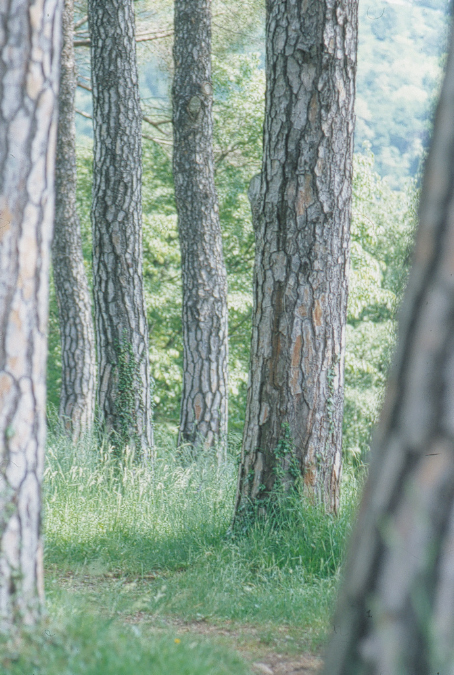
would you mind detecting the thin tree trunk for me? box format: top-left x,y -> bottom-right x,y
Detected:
53,0 -> 96,441
322,16 -> 454,675
88,0 -> 153,456
173,0 -> 229,460
234,0 -> 358,519
0,0 -> 62,630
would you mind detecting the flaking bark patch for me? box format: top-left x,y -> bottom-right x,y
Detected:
234,0 -> 358,519
88,0 -> 153,455
173,0 -> 229,460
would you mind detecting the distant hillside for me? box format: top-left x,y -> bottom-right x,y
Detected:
355,0 -> 450,188
75,0 -> 451,189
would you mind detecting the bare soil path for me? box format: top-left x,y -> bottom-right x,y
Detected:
53,570 -> 325,675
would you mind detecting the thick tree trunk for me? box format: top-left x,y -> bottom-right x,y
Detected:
88,0 -> 153,456
53,0 -> 96,441
234,0 -> 358,519
322,17 -> 454,675
0,0 -> 62,630
173,0 -> 229,460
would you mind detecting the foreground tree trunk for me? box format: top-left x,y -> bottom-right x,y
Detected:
322,17 -> 454,675
0,0 -> 62,630
88,0 -> 153,456
173,0 -> 229,459
53,0 -> 96,441
234,0 -> 358,519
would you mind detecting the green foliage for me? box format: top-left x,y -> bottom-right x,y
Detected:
0,598 -> 249,675
47,51 -> 416,473
343,148 -> 417,465
43,425 -> 361,646
355,0 -> 449,188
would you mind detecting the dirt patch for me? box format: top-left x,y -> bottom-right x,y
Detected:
125,614 -> 324,675
251,653 -> 323,674
49,570 -> 325,674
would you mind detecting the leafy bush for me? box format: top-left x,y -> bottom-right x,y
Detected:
344,148 -> 417,465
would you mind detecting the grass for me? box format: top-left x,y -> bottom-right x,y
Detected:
1,424 -> 365,674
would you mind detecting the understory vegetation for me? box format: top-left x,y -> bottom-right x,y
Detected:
36,5 -> 422,672
1,426 -> 364,674
37,60 -> 416,675
48,54 -> 417,467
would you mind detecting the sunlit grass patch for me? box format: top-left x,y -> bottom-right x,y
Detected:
0,591 -> 250,675
43,424 -> 363,652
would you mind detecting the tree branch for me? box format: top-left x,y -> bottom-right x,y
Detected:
77,81 -> 92,93
142,115 -> 171,136
75,109 -> 173,147
74,30 -> 173,47
75,108 -> 92,120
142,133 -> 172,147
74,14 -> 88,29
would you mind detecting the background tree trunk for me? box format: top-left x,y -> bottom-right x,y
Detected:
53,0 -> 96,441
234,0 -> 358,518
88,0 -> 153,456
0,0 -> 62,630
322,16 -> 454,675
173,0 -> 229,460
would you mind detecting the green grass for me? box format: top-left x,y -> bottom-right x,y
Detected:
0,597 -> 249,675
2,425 -> 365,674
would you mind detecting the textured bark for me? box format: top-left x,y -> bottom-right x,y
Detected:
173,0 -> 229,459
53,0 -> 96,441
322,17 -> 454,675
88,0 -> 153,456
234,0 -> 358,518
0,0 -> 62,630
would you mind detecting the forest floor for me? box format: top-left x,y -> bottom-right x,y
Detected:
7,433 -> 363,675
52,568 -> 325,674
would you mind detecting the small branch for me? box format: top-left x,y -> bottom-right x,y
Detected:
77,81 -> 92,93
142,133 -> 173,147
75,110 -> 172,147
74,14 -> 88,30
229,313 -> 252,337
215,144 -> 240,168
136,29 -> 173,42
146,118 -> 172,127
77,86 -> 172,140
75,108 -> 92,120
142,115 -> 171,136
74,30 -> 173,48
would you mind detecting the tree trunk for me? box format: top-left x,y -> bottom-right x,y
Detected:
172,0 -> 229,460
322,16 -> 454,675
53,0 -> 96,441
88,0 -> 153,457
0,0 -> 62,630
234,0 -> 358,519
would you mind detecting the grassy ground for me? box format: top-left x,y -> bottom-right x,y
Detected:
1,425 -> 365,675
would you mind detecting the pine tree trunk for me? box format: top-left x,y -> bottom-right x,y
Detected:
53,0 -> 96,441
234,0 -> 358,518
88,0 -> 153,456
173,0 -> 229,460
0,0 -> 62,630
322,18 -> 454,675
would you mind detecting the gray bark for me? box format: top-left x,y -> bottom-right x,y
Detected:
173,0 -> 229,460
53,0 -> 96,441
0,0 -> 62,630
322,16 -> 454,675
88,0 -> 153,456
234,0 -> 358,518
